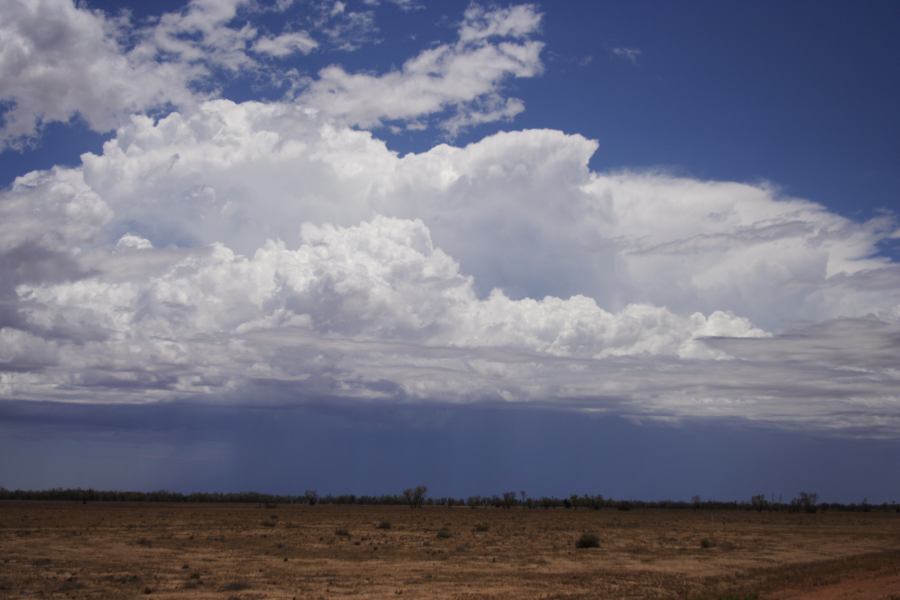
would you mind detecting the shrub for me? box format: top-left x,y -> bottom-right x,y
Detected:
436,528 -> 451,539
700,537 -> 715,548
575,532 -> 600,548
335,527 -> 351,538
376,520 -> 391,530
472,523 -> 489,533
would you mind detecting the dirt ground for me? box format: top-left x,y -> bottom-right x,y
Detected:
1,502 -> 899,599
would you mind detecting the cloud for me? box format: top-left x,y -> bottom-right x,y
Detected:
252,31 -> 318,57
612,47 -> 641,64
1,97 -> 899,435
363,0 -> 423,10
0,4 -> 899,436
306,1 -> 380,52
72,99 -> 898,329
458,3 -> 543,43
296,4 -> 543,134
0,0 -> 200,148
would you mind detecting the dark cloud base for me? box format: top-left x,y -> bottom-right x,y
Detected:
2,400 -> 898,503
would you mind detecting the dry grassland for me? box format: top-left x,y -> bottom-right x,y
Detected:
2,502 -> 899,599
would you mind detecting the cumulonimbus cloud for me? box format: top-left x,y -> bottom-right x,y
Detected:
0,3 -> 898,436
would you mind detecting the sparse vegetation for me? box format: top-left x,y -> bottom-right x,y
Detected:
3,501 -> 899,598
376,520 -> 391,529
0,487 -> 882,514
220,581 -> 250,592
576,532 -> 600,548
700,537 -> 716,549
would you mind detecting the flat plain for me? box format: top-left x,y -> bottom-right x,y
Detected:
1,502 -> 899,599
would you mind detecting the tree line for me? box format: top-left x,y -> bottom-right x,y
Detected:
0,486 -> 895,513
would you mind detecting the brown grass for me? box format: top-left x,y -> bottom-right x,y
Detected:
1,501 -> 899,598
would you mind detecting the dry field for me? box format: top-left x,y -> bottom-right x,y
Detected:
1,502 -> 900,599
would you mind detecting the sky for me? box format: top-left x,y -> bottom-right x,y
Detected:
1,0 -> 899,502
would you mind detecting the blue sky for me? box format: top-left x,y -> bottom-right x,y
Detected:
1,0 -> 899,501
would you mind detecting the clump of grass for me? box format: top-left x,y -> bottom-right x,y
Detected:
220,581 -> 250,592
700,537 -> 716,549
335,527 -> 351,538
436,528 -> 452,539
472,523 -> 489,533
376,520 -> 392,530
575,532 -> 600,548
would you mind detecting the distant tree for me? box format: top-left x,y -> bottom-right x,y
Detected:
502,491 -> 517,509
304,489 -> 318,506
691,495 -> 702,510
403,485 -> 427,509
751,494 -> 768,512
790,491 -> 818,513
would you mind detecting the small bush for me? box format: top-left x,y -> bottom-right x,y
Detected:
436,528 -> 452,539
575,532 -> 600,548
472,523 -> 489,533
335,527 -> 351,538
700,537 -> 715,549
220,581 -> 250,592
376,520 -> 392,530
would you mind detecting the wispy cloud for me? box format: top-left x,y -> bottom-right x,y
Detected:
297,3 -> 544,135
612,46 -> 641,64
